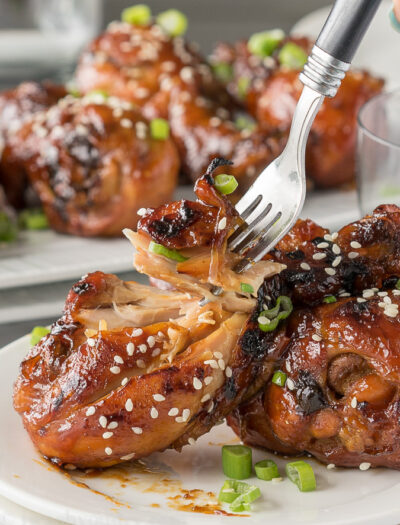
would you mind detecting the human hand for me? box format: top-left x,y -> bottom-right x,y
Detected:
390,0 -> 400,30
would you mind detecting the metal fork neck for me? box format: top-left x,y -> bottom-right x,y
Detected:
299,45 -> 350,98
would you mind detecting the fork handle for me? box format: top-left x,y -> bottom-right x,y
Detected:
300,0 -> 381,97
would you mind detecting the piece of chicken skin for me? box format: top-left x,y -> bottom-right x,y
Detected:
228,204 -> 400,469
2,94 -> 179,236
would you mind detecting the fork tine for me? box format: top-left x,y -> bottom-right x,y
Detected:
229,202 -> 272,251
232,209 -> 281,256
237,194 -> 262,222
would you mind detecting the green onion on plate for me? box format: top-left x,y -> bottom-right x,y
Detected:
271,370 -> 287,387
240,282 -> 254,294
150,118 -> 170,140
148,241 -> 188,262
248,29 -> 285,57
258,295 -> 293,332
255,459 -> 280,481
18,209 -> 48,230
286,460 -> 316,492
212,62 -> 233,83
222,445 -> 252,479
121,4 -> 152,25
156,9 -> 187,37
30,326 -> 50,347
214,174 -> 238,195
278,42 -> 308,69
323,295 -> 337,304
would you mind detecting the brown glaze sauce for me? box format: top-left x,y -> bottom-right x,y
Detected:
168,489 -> 244,517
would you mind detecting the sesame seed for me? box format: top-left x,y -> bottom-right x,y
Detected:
147,336 -> 155,348
204,376 -> 213,385
121,452 -> 135,461
378,291 -> 388,297
286,378 -> 295,390
180,66 -> 194,82
218,217 -> 227,231
201,394 -> 211,403
204,359 -> 219,369
357,298 -> 367,303
301,262 -> 311,270
313,253 -> 326,260
207,401 -> 214,413
193,377 -> 202,390
86,406 -> 96,417
132,427 -> 143,434
99,416 -> 107,428
324,234 -> 333,242
327,464 -> 335,470
325,268 -> 336,276
175,416 -> 184,423
132,328 -> 143,337
272,477 -> 283,483
137,208 -> 147,217
188,438 -> 196,445
210,117 -> 222,127
258,316 -> 270,325
312,334 -> 322,342
87,338 -> 96,347
121,377 -> 129,386
379,302 -> 386,308
286,361 -> 292,373
103,432 -> 113,439
339,292 -> 351,297
121,118 -> 133,128
332,232 -> 338,240
113,108 -> 123,118
384,296 -> 392,304
114,355 -> 124,364
393,290 -> 400,296
152,348 -> 161,357
136,360 -> 146,368
135,121 -> 147,139
110,366 -> 121,374
359,462 -> 371,471
182,409 -> 191,421
332,244 -> 341,255
384,308 -> 398,318
108,422 -> 118,430
317,242 -> 329,249
153,394 -> 165,402
168,408 -> 179,416
348,252 -> 359,259
105,447 -> 113,456
150,407 -> 158,419
64,464 -> 77,471
350,241 -> 362,249
351,397 -> 357,408
126,342 -> 134,356
363,290 -> 374,298
214,351 -> 223,359
125,399 -> 133,412
218,359 -> 226,370
332,256 -> 342,267
138,344 -> 147,353
225,366 -> 232,378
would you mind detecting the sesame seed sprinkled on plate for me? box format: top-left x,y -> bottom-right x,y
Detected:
188,438 -> 196,445
348,252 -> 359,259
225,366 -> 232,378
201,394 -> 211,403
359,462 -> 371,471
108,422 -> 118,430
150,407 -> 158,419
286,378 -> 295,390
132,328 -> 143,337
332,256 -> 342,267
125,399 -> 133,412
103,432 -> 113,439
153,394 -> 165,402
300,262 -> 311,270
350,241 -> 362,249
126,343 -> 134,356
87,338 -> 96,347
110,366 -> 121,374
121,452 -> 135,461
204,376 -> 213,385
272,477 -> 283,483
193,377 -> 202,390
132,427 -> 143,434
105,447 -> 112,456
136,359 -> 146,368
351,397 -> 357,408
168,408 -> 179,416
99,416 -> 107,428
313,253 -> 326,260
327,464 -> 336,470
312,334 -> 322,342
86,406 -> 96,417
114,355 -> 124,364
325,268 -> 336,276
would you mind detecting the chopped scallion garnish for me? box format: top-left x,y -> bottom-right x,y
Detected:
396,279 -> 400,290
19,209 -> 48,230
0,211 -> 17,242
255,459 -> 280,481
150,118 -> 170,140
278,42 -> 308,69
219,480 -> 261,512
30,326 -> 50,347
248,29 -> 285,57
271,370 -> 287,387
237,76 -> 250,99
222,445 -> 252,479
212,62 -> 233,83
240,282 -> 254,294
148,241 -> 188,262
258,295 -> 293,332
323,295 -> 337,304
156,9 -> 187,36
286,460 -> 316,492
121,4 -> 152,25
214,174 -> 238,195
235,115 -> 256,132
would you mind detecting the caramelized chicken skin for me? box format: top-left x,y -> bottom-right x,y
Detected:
2,94 -> 179,236
211,37 -> 384,188
13,161 -> 283,468
0,81 -> 67,208
229,204 -> 400,468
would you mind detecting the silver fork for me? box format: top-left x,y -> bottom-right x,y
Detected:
228,0 -> 381,275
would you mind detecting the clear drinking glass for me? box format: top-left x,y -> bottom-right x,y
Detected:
357,89 -> 400,215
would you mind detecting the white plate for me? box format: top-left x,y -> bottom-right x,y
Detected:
292,0 -> 400,90
1,335 -> 400,525
0,188 -> 359,293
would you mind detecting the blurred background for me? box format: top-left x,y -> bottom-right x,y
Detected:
0,0 -> 332,87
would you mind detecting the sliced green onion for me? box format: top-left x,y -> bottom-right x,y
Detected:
258,295 -> 293,332
150,118 -> 170,140
212,62 -> 233,83
235,115 -> 256,132
286,460 -> 316,492
278,42 -> 308,69
0,211 -> 18,242
248,29 -> 285,57
218,480 -> 240,503
237,76 -> 250,99
271,370 -> 287,387
121,4 -> 151,25
30,326 -> 50,347
240,282 -> 254,294
255,459 -> 280,481
222,445 -> 252,479
396,279 -> 400,290
219,480 -> 261,511
19,209 -> 48,230
230,497 -> 251,512
323,295 -> 337,304
156,9 -> 187,37
66,83 -> 81,98
148,241 -> 188,262
214,174 -> 238,195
